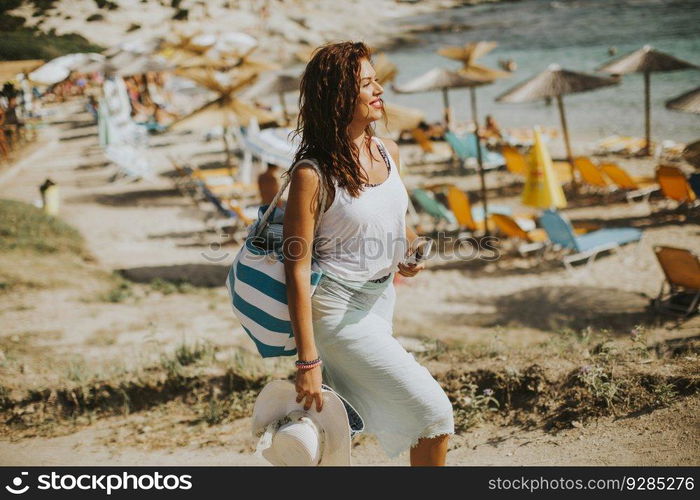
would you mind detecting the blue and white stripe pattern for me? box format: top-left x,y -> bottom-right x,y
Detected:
225,240 -> 323,357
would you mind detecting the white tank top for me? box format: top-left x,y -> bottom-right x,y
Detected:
314,137 -> 409,281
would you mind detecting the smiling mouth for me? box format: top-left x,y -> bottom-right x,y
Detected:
370,98 -> 383,109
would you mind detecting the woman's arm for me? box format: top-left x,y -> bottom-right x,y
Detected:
282,163 -> 324,412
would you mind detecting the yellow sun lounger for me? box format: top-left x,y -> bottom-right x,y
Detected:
411,128 -> 435,154
490,213 -> 548,255
502,145 -> 528,176
573,157 -> 613,192
599,163 -> 658,202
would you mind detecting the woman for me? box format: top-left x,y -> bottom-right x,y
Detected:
282,41 -> 454,466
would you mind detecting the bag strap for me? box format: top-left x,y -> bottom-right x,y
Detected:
252,158 -> 328,239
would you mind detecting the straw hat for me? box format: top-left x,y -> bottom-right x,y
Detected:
252,380 -> 364,466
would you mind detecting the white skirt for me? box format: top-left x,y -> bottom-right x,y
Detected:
311,270 -> 454,458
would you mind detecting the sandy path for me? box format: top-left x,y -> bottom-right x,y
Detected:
2,394 -> 697,466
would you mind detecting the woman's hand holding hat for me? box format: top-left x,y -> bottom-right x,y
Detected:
295,364 -> 324,412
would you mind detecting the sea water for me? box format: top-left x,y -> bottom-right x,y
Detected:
384,0 -> 700,155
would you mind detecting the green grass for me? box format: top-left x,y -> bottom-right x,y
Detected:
0,199 -> 87,255
0,28 -> 103,61
0,199 -> 97,293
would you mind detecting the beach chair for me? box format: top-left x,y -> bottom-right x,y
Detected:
201,186 -> 255,237
437,184 -> 513,234
573,157 -> 614,194
412,188 -> 457,231
445,131 -> 470,172
104,144 -> 155,182
652,246 -> 700,317
501,145 -> 528,176
411,128 -> 434,154
445,185 -> 483,233
539,209 -> 643,271
656,165 -> 697,207
445,132 -> 504,172
490,213 -> 548,256
599,163 -> 659,203
462,133 -> 505,170
596,135 -> 650,156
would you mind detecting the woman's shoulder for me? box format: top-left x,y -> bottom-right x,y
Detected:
377,137 -> 400,169
288,160 -> 323,187
288,159 -> 335,210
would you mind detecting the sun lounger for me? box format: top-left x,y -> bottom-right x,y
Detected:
201,185 -> 255,237
501,145 -> 528,176
539,209 -> 643,271
105,144 -> 155,182
445,132 -> 504,172
425,184 -> 513,234
599,163 -> 659,202
412,188 -> 457,230
595,135 -> 651,156
652,246 -> 700,317
490,213 -> 548,256
411,128 -> 434,154
656,165 -> 697,206
445,185 -> 482,233
573,157 -> 614,194
462,133 -> 505,170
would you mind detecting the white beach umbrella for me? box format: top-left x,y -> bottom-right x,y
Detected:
29,53 -> 105,84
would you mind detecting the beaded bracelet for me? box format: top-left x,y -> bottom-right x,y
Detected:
295,358 -> 322,370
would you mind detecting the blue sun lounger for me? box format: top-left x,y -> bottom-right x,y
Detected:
539,209 -> 643,271
445,132 -> 505,172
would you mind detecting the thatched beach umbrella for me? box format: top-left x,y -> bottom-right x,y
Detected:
666,86 -> 700,168
438,41 -> 510,127
169,69 -> 276,168
241,71 -> 301,124
666,86 -> 700,115
107,55 -> 174,77
598,45 -> 698,155
393,67 -> 490,128
496,64 -> 618,188
438,41 -> 511,83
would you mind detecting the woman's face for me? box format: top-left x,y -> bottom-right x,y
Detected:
352,58 -> 384,124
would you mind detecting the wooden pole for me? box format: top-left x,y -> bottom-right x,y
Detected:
556,94 -> 577,193
442,88 -> 451,129
222,126 -> 232,170
644,71 -> 651,156
470,87 -> 490,237
278,91 -> 289,125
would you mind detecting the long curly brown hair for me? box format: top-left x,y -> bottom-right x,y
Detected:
289,41 -> 386,199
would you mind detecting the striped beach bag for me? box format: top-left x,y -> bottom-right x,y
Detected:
225,159 -> 328,358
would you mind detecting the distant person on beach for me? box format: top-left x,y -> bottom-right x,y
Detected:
480,114 -> 502,141
257,162 -> 284,207
281,41 -> 454,466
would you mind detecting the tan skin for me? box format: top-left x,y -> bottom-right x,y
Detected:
282,58 -> 449,466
